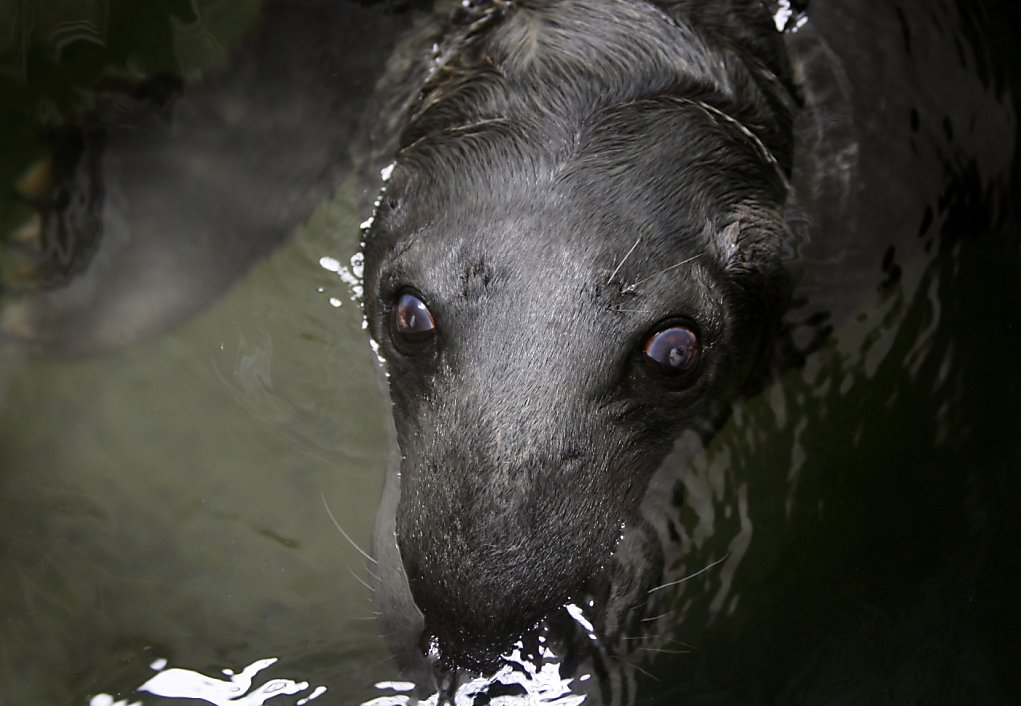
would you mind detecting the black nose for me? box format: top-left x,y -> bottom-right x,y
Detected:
420,614 -> 504,674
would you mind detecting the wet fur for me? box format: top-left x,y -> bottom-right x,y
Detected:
363,0 -> 799,673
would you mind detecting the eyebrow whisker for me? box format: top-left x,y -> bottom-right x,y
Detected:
647,553 -> 729,594
607,235 -> 643,285
623,252 -> 705,293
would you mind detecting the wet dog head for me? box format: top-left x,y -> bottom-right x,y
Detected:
362,0 -> 795,674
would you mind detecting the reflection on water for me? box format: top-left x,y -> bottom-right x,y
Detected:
85,646 -> 589,706
90,656 -> 326,706
363,642 -> 589,706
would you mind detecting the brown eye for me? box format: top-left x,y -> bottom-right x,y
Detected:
644,325 -> 701,375
393,292 -> 436,343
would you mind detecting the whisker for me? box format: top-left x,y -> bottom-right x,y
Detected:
348,568 -> 375,593
610,654 -> 659,682
638,647 -> 691,655
607,236 -> 643,285
640,610 -> 675,623
322,492 -> 377,564
362,652 -> 404,675
647,554 -> 729,594
623,252 -> 705,293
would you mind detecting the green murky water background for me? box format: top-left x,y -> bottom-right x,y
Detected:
0,187 -> 396,701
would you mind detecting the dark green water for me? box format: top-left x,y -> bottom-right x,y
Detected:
1,1 -> 1019,705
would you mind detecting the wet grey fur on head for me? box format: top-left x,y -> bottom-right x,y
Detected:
362,0 -> 797,678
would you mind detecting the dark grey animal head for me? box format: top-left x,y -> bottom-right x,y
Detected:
363,0 -> 795,675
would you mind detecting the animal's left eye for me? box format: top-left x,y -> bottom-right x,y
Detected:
393,292 -> 436,344
643,325 -> 701,375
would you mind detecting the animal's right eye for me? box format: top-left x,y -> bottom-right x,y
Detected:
392,291 -> 436,345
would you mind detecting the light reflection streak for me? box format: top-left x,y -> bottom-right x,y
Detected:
362,642 -> 589,706
88,657 -> 327,706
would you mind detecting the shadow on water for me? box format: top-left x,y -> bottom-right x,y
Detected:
1,0 -> 1020,704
